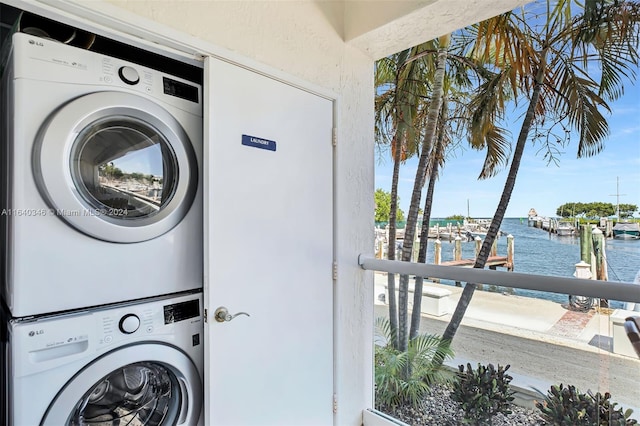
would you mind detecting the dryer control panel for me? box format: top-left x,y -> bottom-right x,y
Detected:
11,32 -> 202,114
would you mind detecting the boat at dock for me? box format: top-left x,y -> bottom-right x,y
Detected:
612,221 -> 640,240
555,220 -> 575,237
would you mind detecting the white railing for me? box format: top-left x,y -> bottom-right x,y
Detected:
358,255 -> 640,303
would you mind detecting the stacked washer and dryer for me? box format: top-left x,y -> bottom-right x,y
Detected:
1,22 -> 205,426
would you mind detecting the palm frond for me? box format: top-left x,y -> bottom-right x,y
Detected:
568,1 -> 640,101
478,124 -> 512,178
466,67 -> 513,178
553,60 -> 610,158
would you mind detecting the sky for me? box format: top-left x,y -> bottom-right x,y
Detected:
113,144 -> 164,176
375,59 -> 640,220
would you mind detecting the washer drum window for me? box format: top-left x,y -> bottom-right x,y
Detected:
33,91 -> 198,243
41,345 -> 202,425
69,361 -> 181,426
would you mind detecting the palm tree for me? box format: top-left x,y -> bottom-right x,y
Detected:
394,31 -> 515,350
392,35 -> 451,351
375,43 -> 433,347
438,0 -> 640,359
377,28 -> 515,350
409,98 -> 449,341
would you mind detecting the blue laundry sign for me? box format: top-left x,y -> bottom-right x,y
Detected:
242,134 -> 277,152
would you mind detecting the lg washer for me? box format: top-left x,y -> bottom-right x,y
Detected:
4,290 -> 204,426
1,33 -> 203,317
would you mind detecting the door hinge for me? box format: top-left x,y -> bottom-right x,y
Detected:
332,128 -> 337,147
204,308 -> 208,323
333,393 -> 338,414
332,261 -> 338,281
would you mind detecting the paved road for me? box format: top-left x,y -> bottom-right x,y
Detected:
374,304 -> 640,414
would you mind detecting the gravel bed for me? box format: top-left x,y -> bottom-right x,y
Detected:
379,384 -> 545,425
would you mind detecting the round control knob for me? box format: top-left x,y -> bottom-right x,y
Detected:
118,66 -> 140,85
119,314 -> 141,334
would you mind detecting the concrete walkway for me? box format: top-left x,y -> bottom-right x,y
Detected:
373,272 -> 640,416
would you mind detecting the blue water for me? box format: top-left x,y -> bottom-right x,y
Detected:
422,218 -> 640,307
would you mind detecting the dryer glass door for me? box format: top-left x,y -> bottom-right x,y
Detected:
70,116 -> 178,221
35,91 -> 198,243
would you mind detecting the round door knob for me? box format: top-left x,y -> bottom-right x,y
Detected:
118,66 -> 140,85
119,314 -> 141,334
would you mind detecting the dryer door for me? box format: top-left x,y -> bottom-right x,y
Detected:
34,91 -> 198,243
41,344 -> 202,426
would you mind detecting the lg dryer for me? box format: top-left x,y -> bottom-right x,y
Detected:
1,33 -> 203,317
5,291 -> 204,426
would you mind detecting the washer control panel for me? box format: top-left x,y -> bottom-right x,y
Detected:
11,292 -> 203,377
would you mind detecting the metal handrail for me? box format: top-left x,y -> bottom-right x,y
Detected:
358,255 -> 640,304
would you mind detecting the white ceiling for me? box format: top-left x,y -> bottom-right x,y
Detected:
343,0 -> 531,59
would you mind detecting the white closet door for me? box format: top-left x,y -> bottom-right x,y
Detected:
203,56 -> 334,426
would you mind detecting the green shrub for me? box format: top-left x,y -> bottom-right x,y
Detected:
536,384 -> 638,425
374,317 -> 454,410
450,363 -> 515,425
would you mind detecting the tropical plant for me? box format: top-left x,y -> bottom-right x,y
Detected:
535,383 -> 638,425
437,0 -> 640,361
378,20 -> 519,351
451,363 -> 515,425
408,84 -> 479,339
376,37 -> 491,349
373,317 -> 454,410
392,34 -> 453,352
376,44 -> 432,347
409,98 -> 449,341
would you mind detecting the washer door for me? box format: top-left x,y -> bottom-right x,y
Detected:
41,344 -> 202,426
34,91 -> 198,243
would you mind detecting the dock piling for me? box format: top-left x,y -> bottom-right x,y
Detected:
580,225 -> 597,280
491,238 -> 498,257
592,228 -> 609,307
454,236 -> 462,286
434,239 -> 442,266
506,234 -> 514,272
433,239 -> 441,283
454,236 -> 462,261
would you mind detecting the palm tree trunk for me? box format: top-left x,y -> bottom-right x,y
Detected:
436,58 -> 548,365
397,37 -> 450,352
387,133 -> 402,348
409,102 -> 448,340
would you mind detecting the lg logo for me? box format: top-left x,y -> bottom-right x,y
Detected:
28,330 -> 44,337
28,39 -> 44,47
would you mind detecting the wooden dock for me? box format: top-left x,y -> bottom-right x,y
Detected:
374,228 -> 515,272
441,255 -> 512,271
434,237 -> 514,287
433,234 -> 515,272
